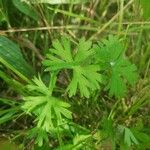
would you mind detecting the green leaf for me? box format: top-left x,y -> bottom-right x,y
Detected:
22,76 -> 72,132
124,127 -> 139,147
0,140 -> 19,150
0,107 -> 19,125
28,127 -> 49,147
95,35 -> 138,98
12,0 -> 39,21
118,125 -> 139,147
29,0 -> 89,4
43,37 -> 103,98
96,35 -> 123,63
23,96 -> 72,131
140,0 -> 150,20
0,97 -> 18,106
0,36 -> 33,82
132,129 -> 150,144
74,38 -> 93,62
107,58 -> 138,98
27,76 -> 50,95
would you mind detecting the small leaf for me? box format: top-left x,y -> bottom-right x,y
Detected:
27,76 -> 50,95
12,0 -> 39,21
22,76 -> 72,132
124,127 -> 139,147
96,35 -> 138,98
28,127 -> 49,147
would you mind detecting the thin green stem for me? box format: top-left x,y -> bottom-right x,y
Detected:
118,0 -> 124,36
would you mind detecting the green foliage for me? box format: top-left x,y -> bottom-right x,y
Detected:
43,36 -> 138,98
123,126 -> 138,147
12,0 -> 39,21
0,107 -> 19,125
0,34 -> 147,149
95,35 -> 138,98
22,76 -> 72,132
0,98 -> 20,125
28,127 -> 49,147
0,0 -> 149,149
0,36 -> 33,82
43,37 -> 103,98
21,75 -> 72,146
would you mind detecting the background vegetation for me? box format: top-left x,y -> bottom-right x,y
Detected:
0,0 -> 150,149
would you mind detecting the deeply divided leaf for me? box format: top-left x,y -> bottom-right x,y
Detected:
22,76 -> 72,132
95,35 -> 138,98
43,37 -> 102,98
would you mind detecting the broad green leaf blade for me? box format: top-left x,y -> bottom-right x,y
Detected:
140,0 -> 150,20
12,0 -> 39,21
0,36 -> 33,82
30,0 -> 89,4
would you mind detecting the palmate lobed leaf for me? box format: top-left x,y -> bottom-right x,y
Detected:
22,77 -> 72,132
95,35 -> 138,98
43,37 -> 102,98
23,95 -> 72,131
